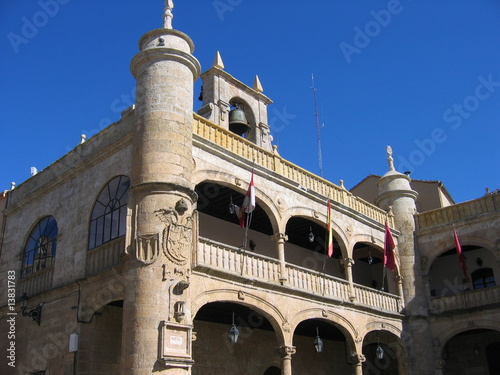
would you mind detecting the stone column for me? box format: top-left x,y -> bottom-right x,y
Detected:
276,345 -> 296,375
122,9 -> 201,374
272,233 -> 288,285
341,257 -> 356,301
434,359 -> 445,375
395,275 -> 405,309
349,354 -> 365,375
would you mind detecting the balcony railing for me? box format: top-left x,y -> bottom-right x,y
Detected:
416,193 -> 500,230
86,237 -> 126,276
18,267 -> 54,298
193,114 -> 393,228
430,285 -> 500,314
195,238 -> 401,314
195,237 -> 281,282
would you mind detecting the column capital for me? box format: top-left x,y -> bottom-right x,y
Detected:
340,257 -> 355,267
435,359 -> 446,369
348,353 -> 366,365
272,233 -> 288,243
276,345 -> 296,359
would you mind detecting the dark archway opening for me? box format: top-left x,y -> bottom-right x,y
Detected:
292,319 -> 350,374
192,302 -> 277,375
443,329 -> 500,375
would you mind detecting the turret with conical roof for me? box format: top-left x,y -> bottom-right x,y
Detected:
376,146 -> 435,375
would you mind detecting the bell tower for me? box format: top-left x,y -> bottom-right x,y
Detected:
123,1 -> 201,374
197,51 -> 274,151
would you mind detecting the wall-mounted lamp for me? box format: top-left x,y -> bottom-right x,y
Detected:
368,250 -> 373,265
476,257 -> 483,267
228,312 -> 239,344
308,227 -> 315,243
20,292 -> 42,325
314,326 -> 323,353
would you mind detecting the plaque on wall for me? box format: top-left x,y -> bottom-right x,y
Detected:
159,321 -> 194,368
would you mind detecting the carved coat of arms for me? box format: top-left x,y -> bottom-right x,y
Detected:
155,208 -> 193,266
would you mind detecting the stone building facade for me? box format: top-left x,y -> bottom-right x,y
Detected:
1,3 -> 499,375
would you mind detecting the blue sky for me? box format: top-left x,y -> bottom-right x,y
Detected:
1,1 -> 499,204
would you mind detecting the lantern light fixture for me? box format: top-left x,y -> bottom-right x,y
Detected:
229,196 -> 235,215
308,227 -> 315,243
376,331 -> 384,360
228,312 -> 239,344
314,326 -> 323,353
20,292 -> 42,325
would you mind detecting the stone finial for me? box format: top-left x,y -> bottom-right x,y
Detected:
163,0 -> 174,29
386,145 -> 395,171
253,75 -> 264,93
212,51 -> 224,69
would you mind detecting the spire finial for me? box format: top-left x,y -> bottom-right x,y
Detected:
386,145 -> 395,171
212,51 -> 225,69
253,75 -> 264,93
163,0 -> 174,29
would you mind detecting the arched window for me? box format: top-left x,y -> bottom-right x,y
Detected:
88,175 -> 130,250
21,216 -> 58,278
472,268 -> 496,289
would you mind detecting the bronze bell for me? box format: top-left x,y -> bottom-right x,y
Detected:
228,106 -> 251,136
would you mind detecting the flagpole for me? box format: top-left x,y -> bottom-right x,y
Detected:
381,266 -> 386,292
240,211 -> 252,275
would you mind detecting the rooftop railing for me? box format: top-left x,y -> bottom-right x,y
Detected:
416,193 -> 500,230
193,114 -> 393,228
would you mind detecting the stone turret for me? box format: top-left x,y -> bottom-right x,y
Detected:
376,146 -> 434,375
123,1 -> 201,373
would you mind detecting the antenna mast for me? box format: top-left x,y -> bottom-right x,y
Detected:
311,74 -> 324,177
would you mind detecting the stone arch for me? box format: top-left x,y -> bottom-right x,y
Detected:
435,319 -> 500,357
290,308 -> 359,354
361,327 -> 405,375
283,205 -> 349,257
359,321 -> 402,339
192,288 -> 288,344
78,279 -> 125,322
192,169 -> 281,234
425,235 -> 498,275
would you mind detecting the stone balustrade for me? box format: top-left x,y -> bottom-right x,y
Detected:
430,284 -> 500,314
196,238 -> 402,314
18,267 -> 54,298
193,114 -> 393,227
416,193 -> 500,229
286,262 -> 351,301
86,237 -> 126,276
195,237 -> 281,282
353,283 -> 401,312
